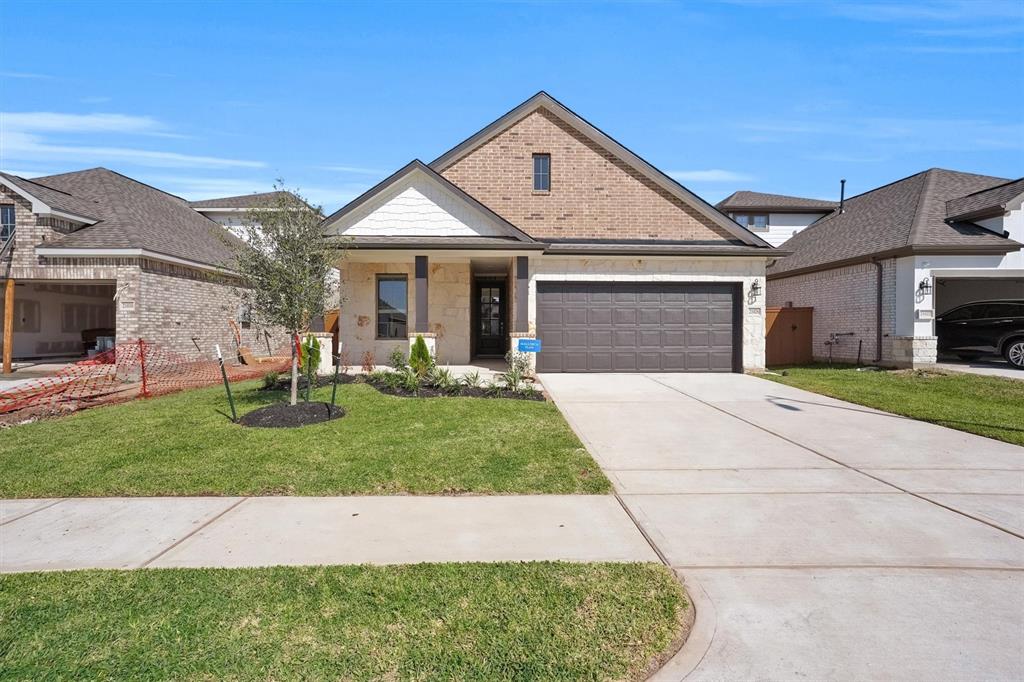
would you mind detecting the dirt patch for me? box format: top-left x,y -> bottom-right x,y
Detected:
237,401 -> 345,428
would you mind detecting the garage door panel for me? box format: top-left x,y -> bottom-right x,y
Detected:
536,281 -> 737,373
589,308 -> 612,325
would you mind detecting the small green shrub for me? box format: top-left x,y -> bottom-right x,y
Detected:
409,336 -> 434,378
499,367 -> 525,392
388,347 -> 407,370
485,379 -> 504,397
262,371 -> 280,390
460,370 -> 483,389
428,366 -> 460,394
368,369 -> 391,384
398,366 -> 421,393
516,382 -> 540,399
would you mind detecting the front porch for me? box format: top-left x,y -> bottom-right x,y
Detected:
337,251 -> 534,368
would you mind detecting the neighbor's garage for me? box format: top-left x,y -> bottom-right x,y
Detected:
536,281 -> 740,373
935,277 -> 1024,316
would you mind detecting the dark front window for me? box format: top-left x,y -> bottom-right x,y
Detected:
0,204 -> 14,243
533,154 -> 551,191
376,275 -> 408,339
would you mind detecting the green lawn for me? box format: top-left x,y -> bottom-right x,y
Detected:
0,562 -> 687,681
763,365 -> 1024,446
0,382 -> 610,497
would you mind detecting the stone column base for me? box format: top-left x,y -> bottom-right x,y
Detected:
891,335 -> 937,368
509,332 -> 537,375
408,332 -> 437,358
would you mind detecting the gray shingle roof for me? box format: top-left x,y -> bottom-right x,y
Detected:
0,172 -> 104,221
717,191 -> 838,212
769,168 -> 1021,278
189,190 -> 297,209
22,168 -> 244,268
946,177 -> 1024,221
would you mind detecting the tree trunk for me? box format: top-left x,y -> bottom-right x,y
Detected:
290,341 -> 299,406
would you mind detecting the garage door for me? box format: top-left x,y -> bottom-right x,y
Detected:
536,281 -> 739,373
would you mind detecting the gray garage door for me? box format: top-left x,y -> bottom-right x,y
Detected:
536,281 -> 738,373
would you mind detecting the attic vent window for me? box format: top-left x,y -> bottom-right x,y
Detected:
533,154 -> 550,192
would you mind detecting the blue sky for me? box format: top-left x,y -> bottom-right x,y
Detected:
2,0 -> 1022,211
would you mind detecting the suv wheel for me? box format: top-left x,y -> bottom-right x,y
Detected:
1005,338 -> 1024,369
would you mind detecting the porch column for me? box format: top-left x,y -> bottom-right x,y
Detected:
2,278 -> 13,373
514,256 -> 528,333
415,255 -> 428,333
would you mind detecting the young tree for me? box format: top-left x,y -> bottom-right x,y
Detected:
228,184 -> 342,405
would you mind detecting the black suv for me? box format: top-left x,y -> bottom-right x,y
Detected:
935,299 -> 1024,369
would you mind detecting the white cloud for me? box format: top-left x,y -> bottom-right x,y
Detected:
0,71 -> 53,80
0,111 -> 265,169
316,164 -> 385,175
668,169 -> 754,183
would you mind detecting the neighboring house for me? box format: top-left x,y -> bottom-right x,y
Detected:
0,168 -> 276,368
716,191 -> 837,247
766,169 -> 1023,367
189,190 -> 297,240
321,92 -> 779,373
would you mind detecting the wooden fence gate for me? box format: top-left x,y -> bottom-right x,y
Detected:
766,307 -> 813,366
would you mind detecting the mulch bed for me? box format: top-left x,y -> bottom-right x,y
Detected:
237,401 -> 345,428
368,382 -> 546,401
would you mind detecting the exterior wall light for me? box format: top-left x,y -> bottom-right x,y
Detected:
918,278 -> 932,295
750,280 -> 762,298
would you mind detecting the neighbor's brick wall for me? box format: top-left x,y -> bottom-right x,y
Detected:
439,107 -> 735,243
767,260 -> 897,364
0,184 -> 90,276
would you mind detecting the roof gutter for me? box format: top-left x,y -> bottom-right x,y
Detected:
768,243 -> 1021,281
34,247 -> 236,275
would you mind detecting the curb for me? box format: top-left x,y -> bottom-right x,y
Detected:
647,571 -> 717,681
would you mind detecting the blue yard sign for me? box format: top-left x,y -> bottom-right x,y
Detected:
517,338 -> 542,353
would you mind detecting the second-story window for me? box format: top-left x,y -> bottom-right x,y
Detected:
533,154 -> 551,192
0,204 -> 14,243
732,213 -> 769,231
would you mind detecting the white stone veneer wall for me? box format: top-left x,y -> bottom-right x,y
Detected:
339,261 -> 472,366
529,256 -> 769,371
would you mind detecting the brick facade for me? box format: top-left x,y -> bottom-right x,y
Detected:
767,260 -> 898,365
439,107 -> 735,243
2,182 -> 280,361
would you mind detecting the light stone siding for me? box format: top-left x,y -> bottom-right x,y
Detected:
529,256 -> 769,371
891,336 -> 938,367
339,261 -> 472,366
767,260 -> 899,365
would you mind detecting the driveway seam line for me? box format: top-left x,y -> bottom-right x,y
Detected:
644,374 -> 1024,541
138,497 -> 249,568
0,499 -> 65,527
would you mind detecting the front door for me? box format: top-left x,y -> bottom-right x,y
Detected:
475,281 -> 506,357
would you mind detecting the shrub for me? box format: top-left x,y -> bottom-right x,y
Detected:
262,371 -> 280,390
367,369 -> 391,384
398,366 -> 421,394
459,370 -> 483,389
361,350 -> 376,373
408,336 -> 434,378
485,379 -> 505,397
499,366 -> 525,393
516,382 -> 540,399
338,349 -> 351,375
428,366 -> 460,395
388,347 -> 407,370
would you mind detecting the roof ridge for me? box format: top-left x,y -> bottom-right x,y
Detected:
951,175 -> 1024,201
1,172 -> 85,200
905,169 -> 937,247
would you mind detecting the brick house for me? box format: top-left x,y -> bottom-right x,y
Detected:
323,92 -> 781,373
765,169 -> 1023,367
715,191 -> 837,247
0,168 -> 279,370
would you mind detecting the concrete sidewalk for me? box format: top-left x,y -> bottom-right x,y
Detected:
0,495 -> 659,573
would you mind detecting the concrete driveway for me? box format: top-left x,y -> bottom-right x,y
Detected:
541,372 -> 1024,680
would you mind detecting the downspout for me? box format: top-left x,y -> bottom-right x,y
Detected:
873,258 -> 883,363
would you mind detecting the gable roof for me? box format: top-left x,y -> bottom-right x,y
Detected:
946,177 -> 1024,222
717,190 -> 838,213
428,91 -> 772,249
189,190 -> 300,210
321,159 -> 538,244
769,168 -> 1021,278
0,171 -> 103,223
15,168 -> 245,269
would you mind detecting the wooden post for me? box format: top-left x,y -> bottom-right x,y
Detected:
2,279 -> 13,374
